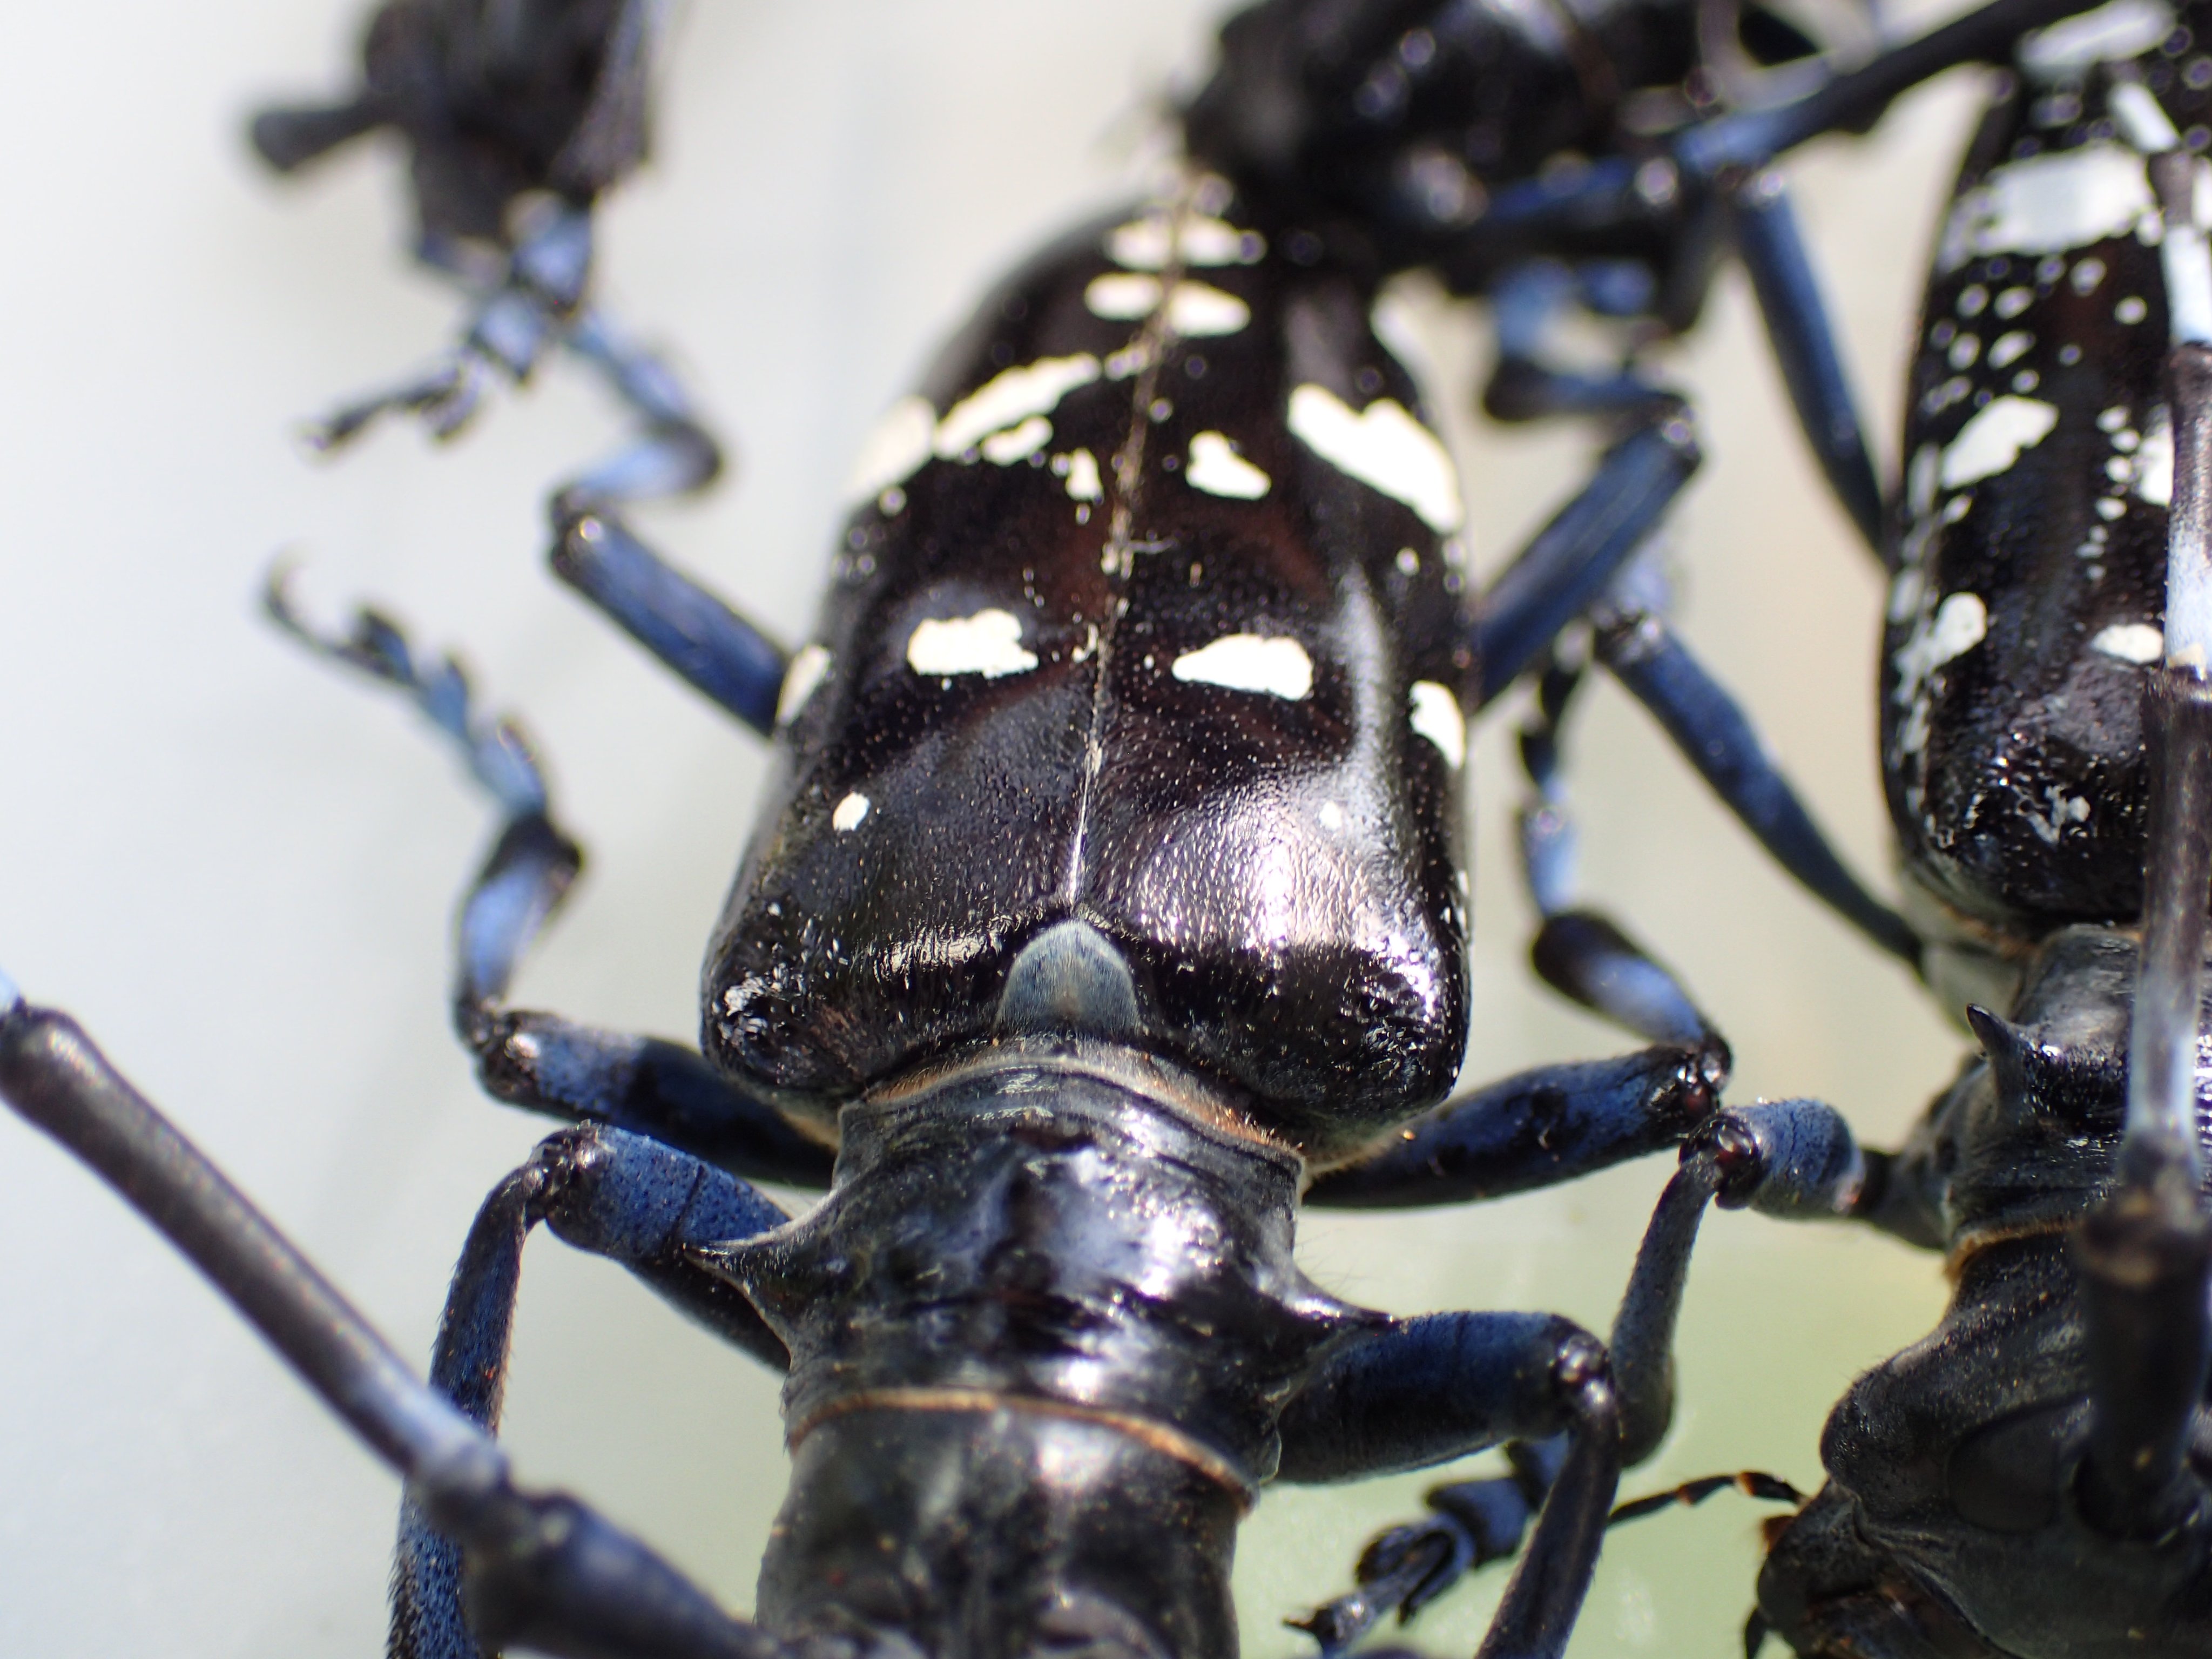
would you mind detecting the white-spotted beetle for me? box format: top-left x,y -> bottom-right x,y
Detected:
1580,6 -> 2212,1652
0,3 -> 2106,1659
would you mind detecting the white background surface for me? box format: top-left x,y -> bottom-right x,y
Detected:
0,2 -> 1986,1654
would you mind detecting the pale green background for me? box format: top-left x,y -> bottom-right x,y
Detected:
0,2 -> 1984,1653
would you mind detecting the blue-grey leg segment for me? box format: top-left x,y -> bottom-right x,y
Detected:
1608,1100 -> 1865,1465
266,569 -> 551,820
1304,1042 -> 1727,1209
1460,1 -> 2103,268
0,996 -> 781,1659
305,204 -> 724,509
1280,1316 -> 1620,1659
559,309 -> 726,509
1473,412 -> 1701,707
1306,1092 -> 1858,1652
1483,262 -> 1680,424
551,507 -> 790,734
472,1011 -> 835,1186
394,1124 -> 791,1659
1592,609 -> 1921,966
1726,172 -> 1883,554
1516,652 -> 1717,1045
1675,0 -> 2107,179
270,581 -> 832,1188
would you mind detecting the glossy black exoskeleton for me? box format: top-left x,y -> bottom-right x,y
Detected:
1588,13 -> 2212,1653
0,2 -> 2126,1657
1883,5 -> 2202,989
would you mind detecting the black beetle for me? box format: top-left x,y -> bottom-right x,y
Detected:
1570,7 -> 2212,1651
0,3 -> 2088,1659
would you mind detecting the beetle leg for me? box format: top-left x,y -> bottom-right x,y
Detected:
1471,405 -> 1702,707
394,1124 -> 792,1659
296,198 -> 723,510
1610,1100 -> 1865,1464
559,306 -> 727,507
1514,643 -> 1719,1044
1482,260 -> 1684,426
267,581 -> 832,1186
0,993 -> 784,1659
1673,0 -> 2112,180
549,505 -> 791,734
1305,1041 -> 1728,1209
1278,1314 -> 1619,1659
1313,1096 -> 1854,1624
1304,1095 -> 1858,1648
1723,170 -> 1882,555
1589,603 -> 1920,965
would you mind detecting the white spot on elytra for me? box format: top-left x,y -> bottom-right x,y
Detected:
1106,214 -> 1264,270
1938,144 -> 2155,272
1059,448 -> 1102,503
1949,334 -> 1981,369
1085,272 -> 1159,319
1178,218 -> 1265,265
2025,786 -> 2093,845
1169,282 -> 1250,336
2074,258 -> 2108,294
1989,331 -> 2033,368
845,395 -> 935,501
2019,0 -> 2174,78
775,643 -> 831,727
1907,444 -> 1941,518
1995,287 -> 2035,319
1896,592 -> 1990,712
1171,633 -> 1313,700
2026,792 -> 2088,845
981,415 -> 1051,466
2134,408 -> 2174,504
1928,593 -> 1989,666
832,792 -> 870,833
2110,80 -> 2182,152
1940,396 -> 2060,488
2117,295 -> 2149,325
934,355 -> 1101,458
1185,432 -> 1271,499
1889,564 -> 1925,624
906,609 -> 1038,679
1408,681 -> 1466,769
1395,547 -> 1420,577
1287,384 -> 1464,531
2094,622 -> 2164,662
1082,272 -> 1250,337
